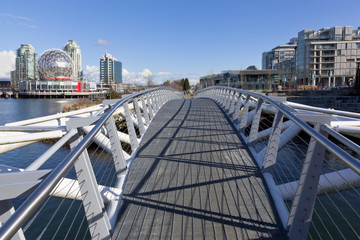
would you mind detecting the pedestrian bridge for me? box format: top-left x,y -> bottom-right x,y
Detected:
0,86 -> 359,239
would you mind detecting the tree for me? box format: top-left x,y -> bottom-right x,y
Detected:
146,75 -> 154,87
163,80 -> 171,86
106,90 -> 121,99
183,78 -> 190,90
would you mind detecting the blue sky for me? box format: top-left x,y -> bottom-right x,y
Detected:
1,0 -> 360,85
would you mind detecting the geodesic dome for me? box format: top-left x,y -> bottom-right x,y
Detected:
38,49 -> 73,80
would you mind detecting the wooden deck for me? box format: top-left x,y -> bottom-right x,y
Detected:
113,99 -> 286,239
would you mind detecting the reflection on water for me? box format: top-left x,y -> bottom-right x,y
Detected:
0,98 -> 76,125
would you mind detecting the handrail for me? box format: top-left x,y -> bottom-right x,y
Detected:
0,86 -> 180,240
196,86 -> 360,175
285,101 -> 360,119
196,86 -> 360,239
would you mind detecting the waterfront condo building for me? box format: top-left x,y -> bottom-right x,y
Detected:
100,53 -> 122,86
63,40 -> 82,81
262,26 -> 360,88
15,44 -> 37,87
296,26 -> 360,86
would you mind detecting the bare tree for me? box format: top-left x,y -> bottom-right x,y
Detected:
146,75 -> 154,87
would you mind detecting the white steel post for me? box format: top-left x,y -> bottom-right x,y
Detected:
234,93 -> 243,122
0,201 -> 25,240
225,91 -> 233,112
68,130 -> 111,239
216,89 -> 221,103
221,90 -> 228,107
123,102 -> 139,152
147,93 -> 155,120
287,122 -> 329,240
133,98 -> 146,137
262,110 -> 284,169
152,92 -> 159,114
228,91 -> 237,115
106,117 -> 127,175
140,95 -> 150,126
248,98 -> 264,144
159,90 -> 166,107
239,95 -> 251,132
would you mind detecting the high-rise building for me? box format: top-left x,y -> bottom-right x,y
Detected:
10,70 -> 16,87
262,51 -> 273,70
100,53 -> 122,86
296,26 -> 360,86
15,44 -> 37,86
63,40 -> 82,81
262,38 -> 297,70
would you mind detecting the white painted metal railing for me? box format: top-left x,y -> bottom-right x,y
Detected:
196,86 -> 360,240
0,87 -> 182,240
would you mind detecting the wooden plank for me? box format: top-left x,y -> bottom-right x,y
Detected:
113,99 -> 286,239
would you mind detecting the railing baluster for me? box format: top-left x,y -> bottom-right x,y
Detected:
225,91 -> 233,112
69,129 -> 111,239
140,95 -> 150,126
262,110 -> 284,169
152,92 -> 159,114
106,117 -> 127,175
133,98 -> 146,137
216,89 -> 222,103
228,91 -> 236,115
123,101 -> 139,152
239,95 -> 251,132
287,115 -> 331,240
0,201 -> 25,240
221,89 -> 228,107
219,89 -> 223,103
248,98 -> 263,144
147,93 -> 155,120
233,93 -> 243,122
156,91 -> 162,112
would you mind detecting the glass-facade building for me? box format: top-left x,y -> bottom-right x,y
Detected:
63,40 -> 82,81
199,69 -> 281,91
15,44 -> 37,87
100,53 -> 122,86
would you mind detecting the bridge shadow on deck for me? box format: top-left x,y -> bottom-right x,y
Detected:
113,99 -> 286,240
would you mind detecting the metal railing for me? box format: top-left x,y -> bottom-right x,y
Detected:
196,86 -> 360,240
1,85 -> 359,239
0,87 -> 182,240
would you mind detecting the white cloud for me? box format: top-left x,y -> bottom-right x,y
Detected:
83,65 -> 99,82
0,12 -> 34,22
83,65 -> 201,86
20,23 -> 38,29
123,68 -> 153,85
97,39 -> 111,46
0,12 -> 38,28
155,72 -> 173,76
0,50 -> 16,78
123,69 -> 202,86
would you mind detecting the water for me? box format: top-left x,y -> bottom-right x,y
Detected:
0,98 -> 76,169
0,98 -> 75,125
0,98 -> 91,239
